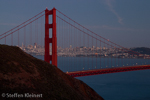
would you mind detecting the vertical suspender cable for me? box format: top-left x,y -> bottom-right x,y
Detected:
11,30 -> 13,46
4,37 -> 6,44
18,29 -> 19,46
100,37 -> 101,68
96,38 -> 97,69
107,42 -> 109,67
37,19 -> 38,45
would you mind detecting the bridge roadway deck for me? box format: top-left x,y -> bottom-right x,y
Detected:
66,65 -> 150,77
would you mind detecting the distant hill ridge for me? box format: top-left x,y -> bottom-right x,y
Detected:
131,47 -> 150,55
0,44 -> 103,100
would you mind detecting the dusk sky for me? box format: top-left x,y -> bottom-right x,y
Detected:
0,0 -> 150,48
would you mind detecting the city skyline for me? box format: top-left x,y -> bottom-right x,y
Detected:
20,43 -> 150,60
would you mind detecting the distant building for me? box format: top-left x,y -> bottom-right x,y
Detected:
27,45 -> 33,49
34,43 -> 37,48
70,45 -> 72,48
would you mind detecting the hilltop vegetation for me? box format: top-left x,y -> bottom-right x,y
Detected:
0,44 -> 103,100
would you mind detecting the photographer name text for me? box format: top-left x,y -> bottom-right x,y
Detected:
1,93 -> 42,98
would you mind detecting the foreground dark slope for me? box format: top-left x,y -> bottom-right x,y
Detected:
0,45 -> 103,100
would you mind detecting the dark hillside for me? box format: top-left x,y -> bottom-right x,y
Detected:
0,44 -> 103,100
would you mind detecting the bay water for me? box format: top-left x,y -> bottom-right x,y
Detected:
34,55 -> 150,100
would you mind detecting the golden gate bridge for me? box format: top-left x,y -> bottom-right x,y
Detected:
0,8 -> 150,77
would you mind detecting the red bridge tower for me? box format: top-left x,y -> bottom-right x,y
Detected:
44,8 -> 57,67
